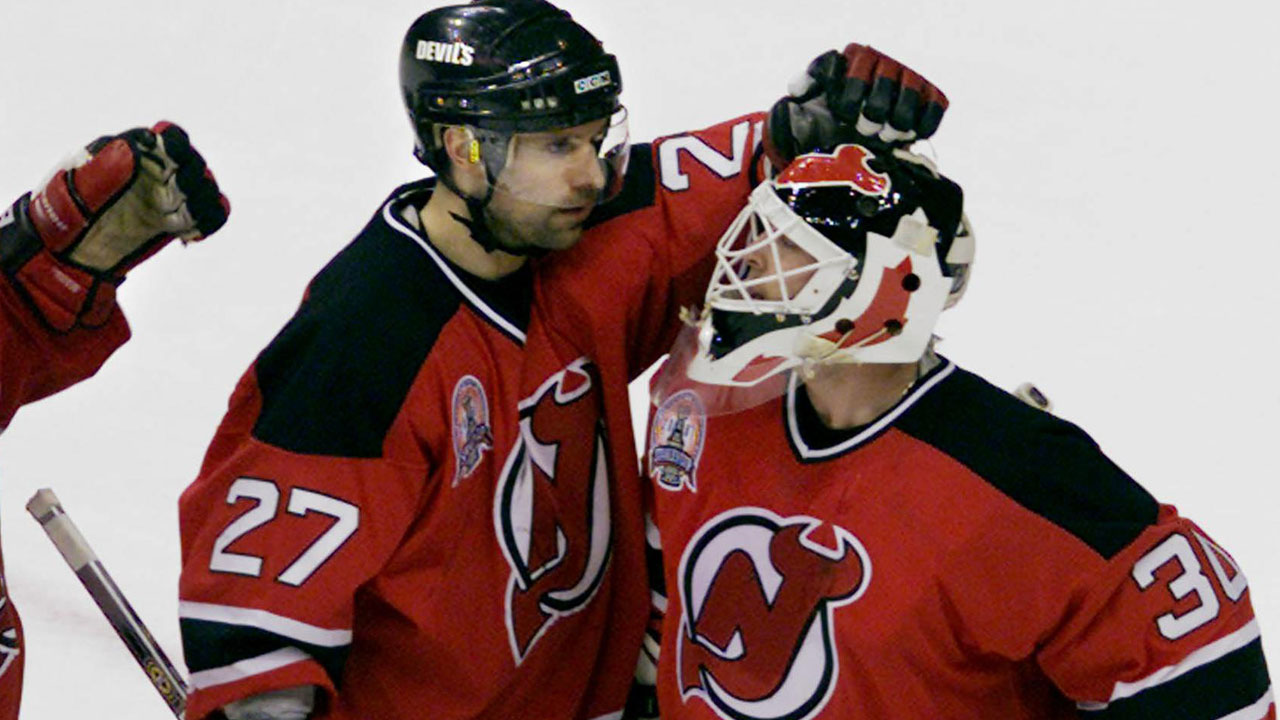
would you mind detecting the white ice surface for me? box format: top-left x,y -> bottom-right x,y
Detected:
1,1 -> 1277,717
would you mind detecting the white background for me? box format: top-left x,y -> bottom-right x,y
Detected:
1,1 -> 1277,717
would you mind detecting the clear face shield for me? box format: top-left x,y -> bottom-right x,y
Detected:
476,107 -> 631,209
649,318 -> 795,420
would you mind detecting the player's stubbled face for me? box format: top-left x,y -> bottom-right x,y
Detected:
485,118 -> 608,253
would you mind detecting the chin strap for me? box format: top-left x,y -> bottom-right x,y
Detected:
432,162 -> 500,252
438,167 -> 550,258
447,127 -> 538,257
432,126 -> 569,258
449,188 -> 565,259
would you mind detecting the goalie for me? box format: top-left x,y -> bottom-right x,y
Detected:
635,141 -> 1273,719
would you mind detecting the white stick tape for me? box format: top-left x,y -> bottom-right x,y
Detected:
26,489 -> 98,571
43,514 -> 98,571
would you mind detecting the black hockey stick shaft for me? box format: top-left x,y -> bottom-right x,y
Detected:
26,488 -> 188,718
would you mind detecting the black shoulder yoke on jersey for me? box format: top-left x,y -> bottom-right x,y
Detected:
896,367 -> 1158,559
584,143 -> 655,228
251,179 -> 532,458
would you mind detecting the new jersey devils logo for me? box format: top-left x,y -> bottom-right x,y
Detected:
775,144 -> 890,197
678,508 -> 870,720
494,357 -> 612,663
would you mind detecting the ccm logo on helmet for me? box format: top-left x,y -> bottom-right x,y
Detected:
573,70 -> 612,94
416,40 -> 475,66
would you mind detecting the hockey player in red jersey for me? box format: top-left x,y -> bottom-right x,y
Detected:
0,122 -> 228,720
638,143 -> 1274,719
174,1 -> 950,718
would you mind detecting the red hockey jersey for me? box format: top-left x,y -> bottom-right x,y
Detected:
0,278 -> 130,720
643,359 -> 1274,720
177,114 -> 767,720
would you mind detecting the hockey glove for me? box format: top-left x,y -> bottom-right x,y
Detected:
765,44 -> 948,168
0,122 -> 229,332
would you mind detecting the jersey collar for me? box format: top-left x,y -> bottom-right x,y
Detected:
785,357 -> 957,462
381,180 -> 532,345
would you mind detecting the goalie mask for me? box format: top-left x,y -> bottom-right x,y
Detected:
654,143 -> 973,412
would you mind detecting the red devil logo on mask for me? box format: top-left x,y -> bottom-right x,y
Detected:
677,508 -> 871,720
775,144 -> 890,197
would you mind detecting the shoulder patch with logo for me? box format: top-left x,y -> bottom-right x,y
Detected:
451,375 -> 494,485
648,389 -> 706,493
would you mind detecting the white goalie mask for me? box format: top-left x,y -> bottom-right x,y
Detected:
654,143 -> 973,411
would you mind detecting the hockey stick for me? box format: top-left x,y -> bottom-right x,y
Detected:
26,488 -> 189,718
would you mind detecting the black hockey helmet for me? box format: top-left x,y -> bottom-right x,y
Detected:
399,0 -> 624,170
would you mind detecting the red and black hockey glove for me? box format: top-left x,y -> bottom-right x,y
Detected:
0,122 -> 229,332
764,44 -> 948,168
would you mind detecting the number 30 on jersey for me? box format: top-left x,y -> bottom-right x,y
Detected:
1132,529 -> 1249,640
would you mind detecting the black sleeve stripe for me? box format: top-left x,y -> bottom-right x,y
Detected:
181,618 -> 350,687
1079,638 -> 1271,720
896,367 -> 1158,559
252,196 -> 460,458
643,625 -> 662,645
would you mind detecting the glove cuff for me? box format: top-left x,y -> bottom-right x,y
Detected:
1,194 -> 44,274
1,194 -> 119,333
